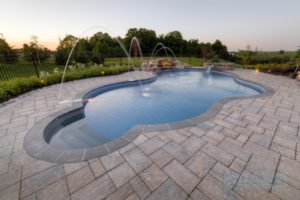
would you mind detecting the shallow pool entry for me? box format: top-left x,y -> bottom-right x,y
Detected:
47,70 -> 261,149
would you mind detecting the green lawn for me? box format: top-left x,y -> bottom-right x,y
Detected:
104,57 -> 204,67
176,57 -> 204,66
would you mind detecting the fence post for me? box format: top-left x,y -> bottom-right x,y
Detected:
31,56 -> 40,78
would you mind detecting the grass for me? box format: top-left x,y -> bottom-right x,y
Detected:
104,57 -> 204,67
104,57 -> 143,67
176,57 -> 204,66
0,57 -> 204,81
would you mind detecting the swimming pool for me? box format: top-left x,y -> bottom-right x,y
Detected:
46,69 -> 262,150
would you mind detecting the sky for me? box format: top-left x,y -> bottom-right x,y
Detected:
1,0 -> 300,51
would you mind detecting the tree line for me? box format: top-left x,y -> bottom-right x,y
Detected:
55,28 -> 232,65
0,35 -> 51,63
0,28 -> 232,65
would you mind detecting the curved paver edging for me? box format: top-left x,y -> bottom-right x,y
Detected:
24,68 -> 274,163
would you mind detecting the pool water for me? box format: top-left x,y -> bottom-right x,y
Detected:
49,70 -> 260,149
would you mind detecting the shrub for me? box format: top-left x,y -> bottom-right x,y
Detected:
0,65 -> 130,102
254,63 -> 294,74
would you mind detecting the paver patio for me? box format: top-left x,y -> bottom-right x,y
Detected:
0,69 -> 300,200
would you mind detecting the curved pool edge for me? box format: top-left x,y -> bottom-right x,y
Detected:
23,68 -> 274,163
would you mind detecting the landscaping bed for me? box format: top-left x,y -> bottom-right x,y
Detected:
0,65 -> 129,103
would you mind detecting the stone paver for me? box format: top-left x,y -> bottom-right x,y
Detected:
277,156 -> 300,182
275,171 -> 300,190
0,166 -> 21,191
234,171 -> 280,200
1,70 -> 300,199
108,162 -> 136,188
149,148 -> 173,168
163,142 -> 192,163
240,169 -> 272,191
138,137 -> 165,155
21,165 -> 64,198
199,174 -> 243,200
218,138 -> 251,161
145,179 -> 187,200
129,176 -> 151,199
100,151 -> 124,171
163,130 -> 187,144
201,143 -> 235,166
220,128 -> 240,139
0,183 -> 20,200
185,152 -> 216,179
230,158 -> 246,173
164,160 -> 199,194
36,178 -> 69,200
123,147 -> 152,173
66,166 -> 94,193
89,159 -> 105,178
190,188 -> 210,200
71,174 -> 116,200
210,162 -> 240,188
243,141 -> 280,161
189,127 -> 206,137
125,193 -> 139,200
205,130 -> 225,144
106,183 -> 133,200
246,154 -> 278,184
140,164 -> 168,191
271,179 -> 300,200
63,161 -> 88,175
271,143 -> 295,159
180,135 -> 206,153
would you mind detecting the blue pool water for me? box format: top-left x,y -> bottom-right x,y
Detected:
49,70 -> 261,149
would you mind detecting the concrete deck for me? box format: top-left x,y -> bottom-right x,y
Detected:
0,69 -> 299,200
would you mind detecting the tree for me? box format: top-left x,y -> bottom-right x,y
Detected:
74,38 -> 90,63
161,31 -> 184,56
186,39 -> 201,57
55,35 -> 77,65
90,32 -> 120,59
23,35 -> 50,62
0,37 -> 17,60
212,40 -> 230,60
236,50 -> 251,66
200,43 -> 214,61
23,35 -> 39,61
53,28 -> 233,65
125,28 -> 157,56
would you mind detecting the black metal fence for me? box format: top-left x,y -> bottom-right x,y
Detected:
0,56 -> 63,81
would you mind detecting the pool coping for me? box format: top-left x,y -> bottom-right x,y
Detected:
23,68 -> 274,163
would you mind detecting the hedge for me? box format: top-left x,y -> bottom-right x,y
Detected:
0,66 -> 130,102
254,63 -> 294,74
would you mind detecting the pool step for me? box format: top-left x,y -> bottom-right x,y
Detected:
59,125 -> 110,149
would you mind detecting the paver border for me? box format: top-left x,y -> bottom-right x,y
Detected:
24,68 -> 274,163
